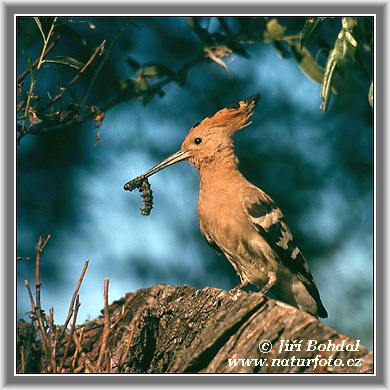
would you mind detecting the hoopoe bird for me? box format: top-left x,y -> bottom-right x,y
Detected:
129,95 -> 328,318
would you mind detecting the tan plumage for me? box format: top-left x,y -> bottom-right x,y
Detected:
133,95 -> 327,318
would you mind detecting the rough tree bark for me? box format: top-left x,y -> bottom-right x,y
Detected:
17,284 -> 373,374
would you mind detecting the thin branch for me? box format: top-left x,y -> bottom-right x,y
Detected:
49,40 -> 106,105
20,75 -> 186,136
17,100 -> 25,113
81,34 -> 119,105
20,69 -> 36,134
17,55 -> 203,140
217,17 -> 232,36
20,346 -> 25,373
48,306 -> 57,373
75,323 -> 102,333
34,17 -> 46,42
72,332 -> 94,372
53,327 -> 59,373
24,279 -> 36,312
20,17 -> 58,134
71,326 -> 85,371
96,278 -> 110,372
35,234 -> 51,311
59,259 -> 89,341
17,34 -> 61,84
24,279 -> 49,355
59,295 -> 80,373
37,17 -> 58,70
105,350 -> 112,373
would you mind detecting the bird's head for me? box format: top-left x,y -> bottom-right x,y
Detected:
139,94 -> 260,178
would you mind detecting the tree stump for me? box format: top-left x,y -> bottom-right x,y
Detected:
17,284 -> 373,374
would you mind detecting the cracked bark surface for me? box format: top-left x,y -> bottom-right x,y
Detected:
17,284 -> 373,374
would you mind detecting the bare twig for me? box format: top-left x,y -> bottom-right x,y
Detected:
24,279 -> 36,312
118,316 -> 138,369
72,331 -> 85,352
20,69 -> 36,134
17,34 -> 61,84
96,278 -> 110,372
81,32 -> 120,105
24,279 -> 49,354
35,234 -> 51,311
59,259 -> 89,341
34,17 -> 46,42
37,18 -> 58,70
81,22 -> 135,106
52,328 -> 59,373
17,100 -> 25,113
17,56 -> 202,139
21,17 -> 57,134
48,306 -> 57,373
105,350 -> 112,373
75,323 -> 102,333
72,332 -> 94,372
59,295 -> 80,372
111,299 -> 131,330
73,365 -> 84,373
50,40 -> 106,105
71,326 -> 85,371
20,346 -> 25,373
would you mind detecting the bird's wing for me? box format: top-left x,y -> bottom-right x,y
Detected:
238,186 -> 326,315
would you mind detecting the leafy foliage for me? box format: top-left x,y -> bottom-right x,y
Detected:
17,16 -> 373,143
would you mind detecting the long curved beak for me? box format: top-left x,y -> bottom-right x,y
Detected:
143,150 -> 189,178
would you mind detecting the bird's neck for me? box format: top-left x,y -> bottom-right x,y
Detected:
199,144 -> 238,174
198,145 -> 243,188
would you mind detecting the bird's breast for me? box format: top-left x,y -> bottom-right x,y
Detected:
197,181 -> 257,254
197,176 -> 280,284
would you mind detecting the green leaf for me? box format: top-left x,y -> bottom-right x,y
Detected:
320,49 -> 338,111
141,64 -> 173,78
142,92 -> 155,106
126,57 -> 141,71
174,64 -> 191,86
290,42 -> 324,85
43,56 -> 84,70
368,81 -> 373,108
135,77 -> 149,93
333,17 -> 358,65
299,17 -> 322,49
273,40 -> 290,59
263,18 -> 286,43
342,17 -> 357,32
320,18 -> 358,111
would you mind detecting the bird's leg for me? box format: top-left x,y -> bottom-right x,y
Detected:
259,272 -> 276,296
230,280 -> 249,294
229,277 -> 249,300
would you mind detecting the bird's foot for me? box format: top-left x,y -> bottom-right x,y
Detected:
258,272 -> 276,296
229,281 -> 248,300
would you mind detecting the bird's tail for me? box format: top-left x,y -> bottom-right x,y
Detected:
316,299 -> 328,318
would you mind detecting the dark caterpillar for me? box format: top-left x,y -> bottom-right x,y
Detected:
123,175 -> 153,216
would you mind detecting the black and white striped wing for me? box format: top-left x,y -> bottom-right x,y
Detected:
239,186 -> 327,318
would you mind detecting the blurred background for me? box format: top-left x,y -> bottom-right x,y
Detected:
17,17 -> 373,347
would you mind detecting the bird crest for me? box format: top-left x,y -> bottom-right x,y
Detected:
189,94 -> 260,135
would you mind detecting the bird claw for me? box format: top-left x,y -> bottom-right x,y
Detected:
258,272 -> 276,296
229,290 -> 241,301
229,281 -> 248,300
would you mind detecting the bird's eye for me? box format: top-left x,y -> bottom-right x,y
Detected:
194,138 -> 202,145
